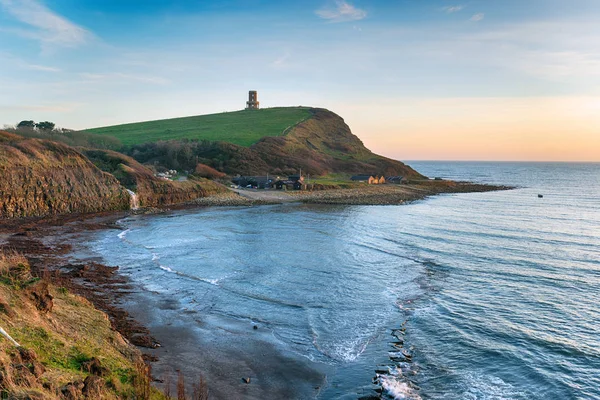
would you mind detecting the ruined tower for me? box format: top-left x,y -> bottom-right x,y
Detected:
246,90 -> 260,110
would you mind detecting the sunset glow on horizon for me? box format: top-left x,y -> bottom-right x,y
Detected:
1,0 -> 599,161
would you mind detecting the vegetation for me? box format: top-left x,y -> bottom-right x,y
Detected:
0,250 -> 37,289
0,249 -> 212,400
0,250 -> 154,399
5,125 -> 122,150
85,107 -> 312,147
81,148 -> 227,207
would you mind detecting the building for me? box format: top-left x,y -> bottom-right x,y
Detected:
232,176 -> 277,188
246,90 -> 260,110
350,175 -> 387,184
288,174 -> 304,182
351,175 -> 376,184
386,176 -> 406,184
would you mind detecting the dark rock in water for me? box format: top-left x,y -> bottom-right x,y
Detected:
253,325 -> 258,330
242,377 -> 251,384
358,396 -> 381,400
375,367 -> 389,374
538,194 -> 544,198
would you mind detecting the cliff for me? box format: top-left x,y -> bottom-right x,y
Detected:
250,108 -> 425,177
81,149 -> 226,208
0,132 -> 129,219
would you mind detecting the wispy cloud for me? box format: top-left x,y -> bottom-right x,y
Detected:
79,72 -> 170,85
470,13 -> 485,22
316,0 -> 367,23
441,5 -> 464,13
25,64 -> 61,72
0,0 -> 91,47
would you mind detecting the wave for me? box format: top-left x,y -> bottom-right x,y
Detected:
157,264 -> 220,286
117,229 -> 130,240
380,367 -> 421,400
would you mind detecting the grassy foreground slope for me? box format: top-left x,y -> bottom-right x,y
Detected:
86,107 -> 312,147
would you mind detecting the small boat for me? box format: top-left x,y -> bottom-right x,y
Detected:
538,194 -> 544,198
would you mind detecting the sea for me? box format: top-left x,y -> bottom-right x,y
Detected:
73,162 -> 600,400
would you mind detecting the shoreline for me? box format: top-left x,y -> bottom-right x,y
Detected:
0,181 -> 512,397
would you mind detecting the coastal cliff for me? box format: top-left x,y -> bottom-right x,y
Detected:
82,149 -> 226,208
0,131 -> 129,219
251,108 -> 425,177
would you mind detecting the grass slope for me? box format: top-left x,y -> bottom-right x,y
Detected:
86,107 -> 311,147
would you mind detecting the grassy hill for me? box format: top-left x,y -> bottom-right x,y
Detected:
86,107 -> 312,147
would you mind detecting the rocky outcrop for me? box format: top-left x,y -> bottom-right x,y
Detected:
0,131 -> 129,219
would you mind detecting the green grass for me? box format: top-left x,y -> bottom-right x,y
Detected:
85,107 -> 312,147
308,174 -> 360,188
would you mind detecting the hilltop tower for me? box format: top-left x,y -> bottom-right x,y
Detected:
246,90 -> 260,110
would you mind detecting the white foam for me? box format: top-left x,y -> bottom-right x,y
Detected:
117,229 -> 130,240
159,265 -> 175,273
152,253 -> 160,261
461,373 -> 528,399
380,374 -> 421,400
200,278 -> 220,285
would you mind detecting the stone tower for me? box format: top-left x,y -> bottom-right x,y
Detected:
246,90 -> 260,110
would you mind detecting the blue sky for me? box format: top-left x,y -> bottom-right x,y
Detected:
1,0 -> 600,160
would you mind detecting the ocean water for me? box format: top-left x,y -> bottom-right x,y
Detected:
76,162 -> 600,399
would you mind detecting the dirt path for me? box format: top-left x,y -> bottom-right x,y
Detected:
230,188 -> 298,202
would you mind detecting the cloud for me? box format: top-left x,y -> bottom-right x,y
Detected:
441,5 -> 464,13
316,1 -> 367,23
0,0 -> 91,47
26,64 -> 61,72
470,13 -> 485,22
79,72 -> 171,85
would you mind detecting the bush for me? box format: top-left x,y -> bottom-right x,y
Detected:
193,163 -> 225,179
0,250 -> 33,287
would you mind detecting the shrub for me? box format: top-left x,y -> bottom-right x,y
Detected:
193,163 -> 226,179
0,250 -> 33,287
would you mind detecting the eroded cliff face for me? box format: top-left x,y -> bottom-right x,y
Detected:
82,149 -> 225,208
0,132 -> 129,219
253,108 -> 426,178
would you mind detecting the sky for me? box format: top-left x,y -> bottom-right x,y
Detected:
1,0 -> 599,161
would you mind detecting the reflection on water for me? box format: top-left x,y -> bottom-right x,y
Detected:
78,162 -> 600,399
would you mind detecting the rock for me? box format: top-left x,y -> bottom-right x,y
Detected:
242,377 -> 251,384
253,325 -> 258,330
0,299 -> 15,317
18,347 -> 38,363
29,361 -> 46,377
12,364 -> 37,387
81,357 -> 107,376
83,375 -> 105,397
27,281 -> 54,313
61,380 -> 84,400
